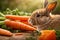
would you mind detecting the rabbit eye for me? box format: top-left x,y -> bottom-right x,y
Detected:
36,14 -> 40,17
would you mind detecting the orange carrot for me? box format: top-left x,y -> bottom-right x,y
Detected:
0,28 -> 13,36
5,15 -> 30,21
4,19 -> 36,31
38,30 -> 56,40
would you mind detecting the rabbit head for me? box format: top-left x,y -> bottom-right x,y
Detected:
28,1 -> 57,30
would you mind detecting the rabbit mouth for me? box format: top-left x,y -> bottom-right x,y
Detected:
28,18 -> 34,25
28,18 -> 38,25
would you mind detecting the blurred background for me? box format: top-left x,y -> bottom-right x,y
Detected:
0,0 -> 60,14
0,0 -> 60,32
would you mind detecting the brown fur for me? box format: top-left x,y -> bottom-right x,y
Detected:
28,1 -> 60,30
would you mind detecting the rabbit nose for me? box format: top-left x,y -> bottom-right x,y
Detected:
28,18 -> 37,25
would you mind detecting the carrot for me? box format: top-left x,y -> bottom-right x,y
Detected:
38,30 -> 56,40
4,19 -> 36,31
0,28 -> 13,36
5,15 -> 32,26
5,15 -> 30,21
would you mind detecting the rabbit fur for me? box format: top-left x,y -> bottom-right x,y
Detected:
28,1 -> 60,31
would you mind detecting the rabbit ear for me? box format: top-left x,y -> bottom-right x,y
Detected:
44,0 -> 48,8
46,1 -> 57,12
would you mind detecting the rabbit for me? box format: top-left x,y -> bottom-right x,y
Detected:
28,1 -> 60,31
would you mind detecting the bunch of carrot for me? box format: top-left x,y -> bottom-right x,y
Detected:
0,15 -> 37,36
0,15 -> 57,40
4,15 -> 57,40
4,15 -> 37,31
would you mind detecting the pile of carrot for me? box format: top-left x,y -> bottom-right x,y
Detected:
3,15 -> 37,31
0,15 -> 57,40
0,15 -> 37,36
